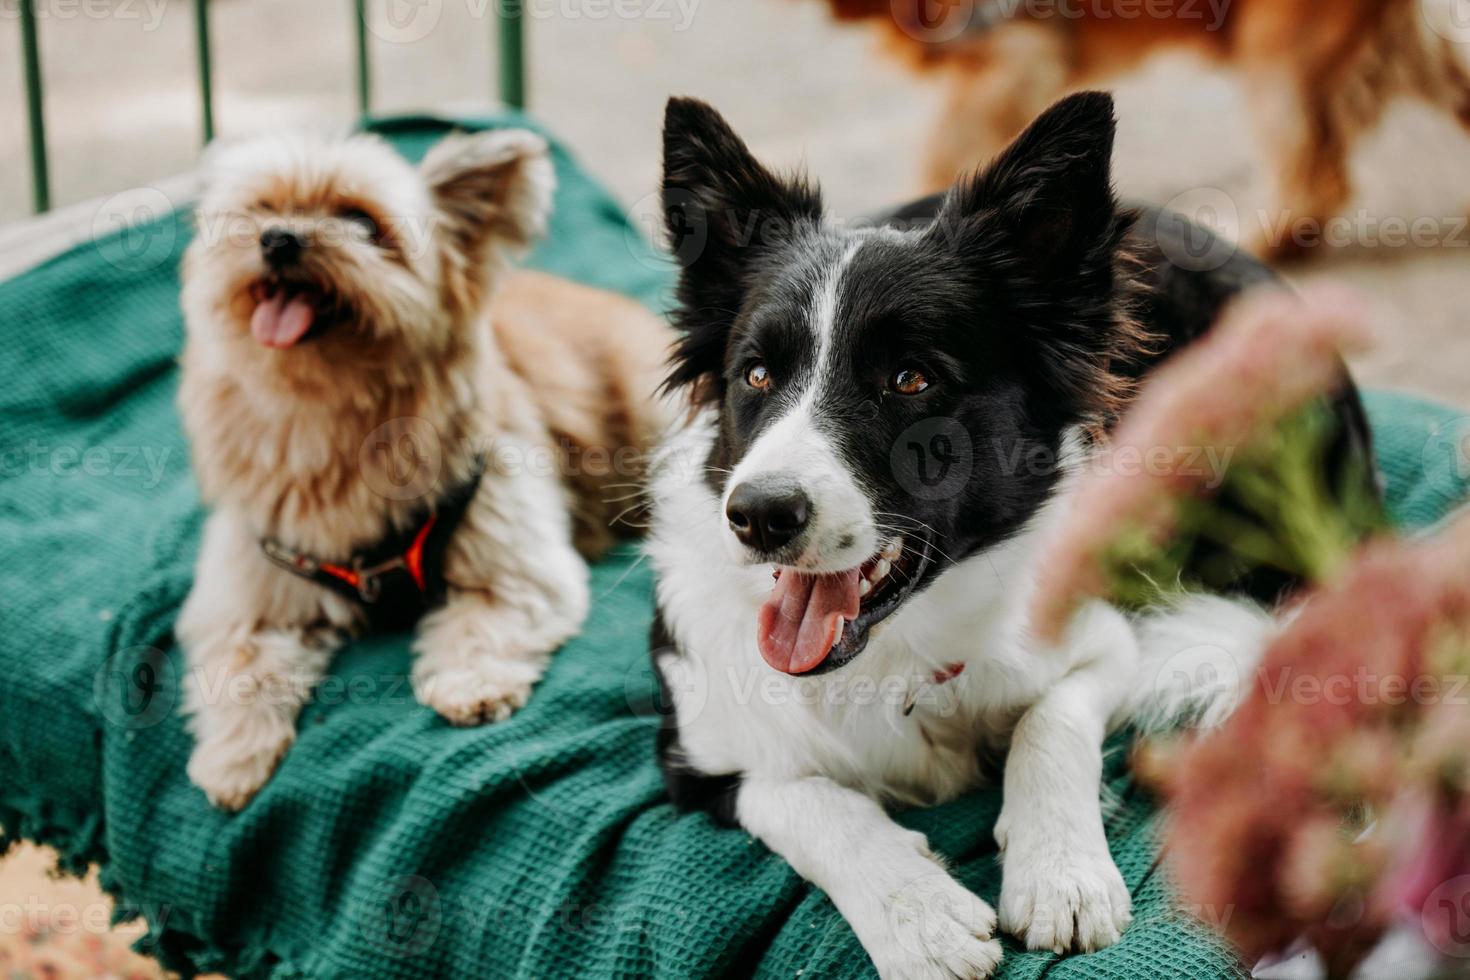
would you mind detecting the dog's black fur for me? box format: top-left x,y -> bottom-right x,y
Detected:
651,92 -> 1380,822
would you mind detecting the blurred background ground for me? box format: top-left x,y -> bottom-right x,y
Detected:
1,0 -> 1468,974
2,0 -> 1469,411
1,0 -> 1468,409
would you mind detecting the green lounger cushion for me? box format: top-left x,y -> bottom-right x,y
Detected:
1,114 -> 1466,979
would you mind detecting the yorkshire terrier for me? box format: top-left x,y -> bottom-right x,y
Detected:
176,128 -> 671,810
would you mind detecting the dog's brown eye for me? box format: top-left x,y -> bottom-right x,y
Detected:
341,208 -> 381,241
890,367 -> 930,395
746,362 -> 771,391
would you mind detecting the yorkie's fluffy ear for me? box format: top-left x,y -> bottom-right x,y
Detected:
421,129 -> 555,309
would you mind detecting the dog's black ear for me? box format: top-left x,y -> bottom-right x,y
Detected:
930,93 -> 1142,422
934,91 -> 1119,276
660,97 -> 822,399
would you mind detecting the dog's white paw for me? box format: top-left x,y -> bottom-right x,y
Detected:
841,830 -> 1002,980
411,657 -> 544,725
996,820 -> 1132,954
187,726 -> 293,812
872,870 -> 1003,980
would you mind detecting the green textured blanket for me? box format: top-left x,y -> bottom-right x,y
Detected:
2,115 -> 1467,980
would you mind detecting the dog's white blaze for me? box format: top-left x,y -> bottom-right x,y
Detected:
722,240 -> 876,570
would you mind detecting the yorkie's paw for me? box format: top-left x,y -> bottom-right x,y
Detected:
411,599 -> 556,725
411,658 -> 544,726
187,727 -> 293,811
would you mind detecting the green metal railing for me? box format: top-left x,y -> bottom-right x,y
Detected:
15,0 -> 529,215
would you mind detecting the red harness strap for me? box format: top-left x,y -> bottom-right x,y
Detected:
259,460 -> 484,629
902,662 -> 968,716
263,511 -> 439,604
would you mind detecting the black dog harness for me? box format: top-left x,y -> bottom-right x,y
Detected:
260,460 -> 485,630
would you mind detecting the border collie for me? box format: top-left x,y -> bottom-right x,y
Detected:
646,92 -> 1376,978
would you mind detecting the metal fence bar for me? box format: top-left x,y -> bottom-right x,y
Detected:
354,0 -> 372,116
194,0 -> 216,142
498,1 -> 526,110
20,0 -> 50,214
11,1 -> 531,218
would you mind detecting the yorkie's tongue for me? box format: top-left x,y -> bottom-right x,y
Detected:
756,569 -> 861,674
251,292 -> 316,348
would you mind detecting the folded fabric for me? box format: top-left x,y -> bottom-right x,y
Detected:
1,114 -> 1465,979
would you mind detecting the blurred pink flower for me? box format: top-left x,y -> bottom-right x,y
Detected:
1160,509 -> 1470,972
1031,284 -> 1373,641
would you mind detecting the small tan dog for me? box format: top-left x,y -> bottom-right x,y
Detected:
177,128 -> 670,810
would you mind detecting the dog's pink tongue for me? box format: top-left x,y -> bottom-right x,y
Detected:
757,569 -> 861,674
250,293 -> 315,348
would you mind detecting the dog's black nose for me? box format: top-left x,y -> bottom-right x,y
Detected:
726,483 -> 811,554
260,227 -> 304,269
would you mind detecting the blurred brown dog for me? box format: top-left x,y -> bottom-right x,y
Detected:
824,0 -> 1470,259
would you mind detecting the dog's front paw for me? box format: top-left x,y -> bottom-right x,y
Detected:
187,727 -> 293,811
873,870 -> 1003,980
841,830 -> 1001,980
996,823 -> 1132,954
412,596 -> 564,725
411,658 -> 544,725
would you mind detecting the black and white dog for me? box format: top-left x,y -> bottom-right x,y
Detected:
646,93 -> 1374,979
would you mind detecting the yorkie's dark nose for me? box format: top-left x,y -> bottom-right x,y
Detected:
260,227 -> 305,269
